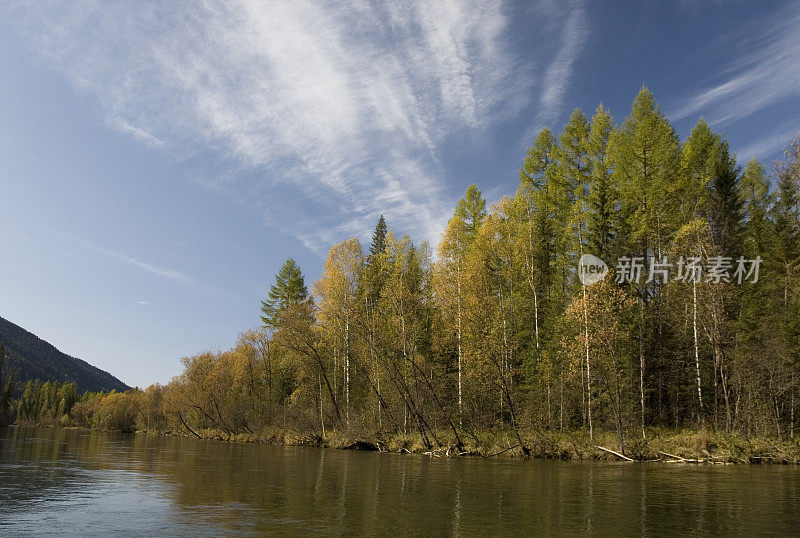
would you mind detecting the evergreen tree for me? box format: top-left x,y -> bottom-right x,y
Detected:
0,343 -> 14,425
370,215 -> 388,256
773,143 -> 800,295
365,215 -> 389,306
454,184 -> 488,243
520,128 -> 557,189
610,87 -> 681,253
609,87 -> 680,436
740,159 -> 773,255
261,259 -> 309,329
707,140 -> 743,257
586,105 -> 618,260
772,138 -> 800,423
678,118 -> 719,223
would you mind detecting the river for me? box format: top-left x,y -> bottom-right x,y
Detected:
1,426 -> 799,535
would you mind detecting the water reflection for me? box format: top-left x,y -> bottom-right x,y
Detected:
2,426 -> 799,535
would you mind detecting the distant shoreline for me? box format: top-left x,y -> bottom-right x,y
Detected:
9,423 -> 800,464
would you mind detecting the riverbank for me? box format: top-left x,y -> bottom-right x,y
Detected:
22,422 -> 798,464
220,428 -> 800,463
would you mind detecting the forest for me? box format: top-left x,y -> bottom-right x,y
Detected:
4,88 -> 800,460
0,315 -> 130,396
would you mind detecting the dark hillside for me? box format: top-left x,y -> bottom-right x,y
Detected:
0,316 -> 129,394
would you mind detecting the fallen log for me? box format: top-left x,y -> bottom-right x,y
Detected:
596,445 -> 634,461
658,451 -> 688,462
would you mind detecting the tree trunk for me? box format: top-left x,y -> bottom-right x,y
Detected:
693,281 -> 704,420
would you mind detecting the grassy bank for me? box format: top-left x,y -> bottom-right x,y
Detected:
108,425 -> 800,464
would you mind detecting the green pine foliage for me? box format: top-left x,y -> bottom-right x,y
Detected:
261,258 -> 309,329
454,184 -> 487,242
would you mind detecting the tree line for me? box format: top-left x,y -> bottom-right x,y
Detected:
3,88 -> 799,456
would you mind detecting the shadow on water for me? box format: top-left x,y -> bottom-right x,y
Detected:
2,426 -> 800,535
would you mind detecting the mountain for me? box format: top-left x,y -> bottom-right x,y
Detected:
0,316 -> 129,394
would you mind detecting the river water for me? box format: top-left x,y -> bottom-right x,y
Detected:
1,426 -> 799,535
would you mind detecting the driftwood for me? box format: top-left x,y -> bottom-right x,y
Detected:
659,451 -> 688,462
596,445 -> 634,461
658,451 -> 703,463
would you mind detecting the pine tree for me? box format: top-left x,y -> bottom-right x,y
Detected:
518,128 -> 563,427
454,184 -> 488,243
740,159 -> 773,256
707,140 -> 743,257
773,141 -> 800,302
556,109 -> 595,435
261,259 -> 309,329
609,87 -> 680,437
610,87 -> 680,253
772,138 -> 800,435
520,128 -> 557,189
365,216 -> 389,307
586,105 -> 618,260
370,215 -> 388,256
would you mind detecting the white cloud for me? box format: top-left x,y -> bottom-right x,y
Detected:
672,5 -> 800,125
537,3 -> 588,125
64,234 -> 193,283
8,0 -> 530,251
109,117 -> 164,148
735,126 -> 800,162
103,249 -> 192,284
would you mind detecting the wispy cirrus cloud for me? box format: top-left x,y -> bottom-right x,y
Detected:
7,0 -> 534,251
672,4 -> 800,125
108,117 -> 164,148
537,2 -> 588,125
736,125 -> 800,162
67,236 -> 193,284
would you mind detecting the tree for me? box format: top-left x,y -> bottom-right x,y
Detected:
707,140 -> 743,257
678,118 -> 719,223
560,278 -> 637,449
556,108 -> 594,436
436,184 -> 487,426
315,238 -> 364,428
365,215 -> 390,307
609,86 -> 680,437
586,105 -> 619,260
771,137 -> 800,436
520,128 -> 557,190
370,215 -> 388,256
34,90 -> 800,453
0,343 -> 15,425
261,259 -> 309,329
454,184 -> 488,243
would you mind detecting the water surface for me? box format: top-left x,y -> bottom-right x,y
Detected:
1,426 -> 799,535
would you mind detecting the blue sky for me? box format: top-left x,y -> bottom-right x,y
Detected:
1,1 -> 798,388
